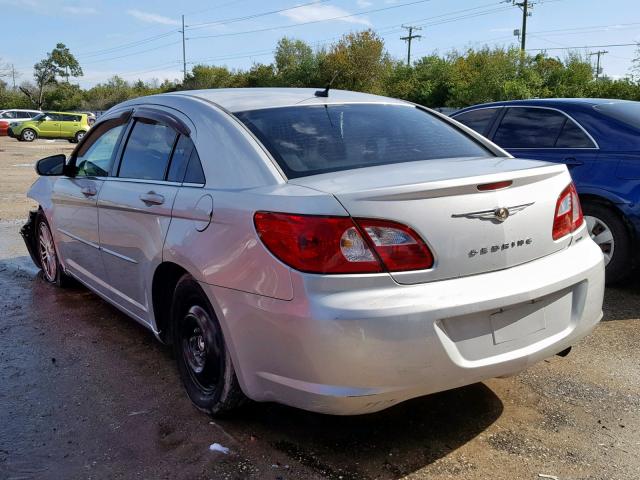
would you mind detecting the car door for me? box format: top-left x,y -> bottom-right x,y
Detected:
38,113 -> 62,137
51,113 -> 129,293
96,109 -> 189,324
489,106 -> 599,183
60,114 -> 81,138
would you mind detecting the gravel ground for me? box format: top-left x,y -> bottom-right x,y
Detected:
0,136 -> 638,480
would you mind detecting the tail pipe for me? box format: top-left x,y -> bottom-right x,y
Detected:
556,346 -> 572,358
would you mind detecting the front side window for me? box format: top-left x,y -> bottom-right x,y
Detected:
75,122 -> 125,177
235,104 -> 490,178
118,120 -> 177,181
452,108 -> 500,135
493,108 -> 567,148
17,111 -> 32,119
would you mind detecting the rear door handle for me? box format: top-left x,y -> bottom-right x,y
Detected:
139,192 -> 165,206
81,186 -> 97,197
563,157 -> 584,166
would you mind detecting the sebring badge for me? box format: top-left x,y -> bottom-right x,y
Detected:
451,202 -> 535,223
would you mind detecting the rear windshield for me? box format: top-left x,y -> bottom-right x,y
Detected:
235,104 -> 490,178
594,102 -> 640,130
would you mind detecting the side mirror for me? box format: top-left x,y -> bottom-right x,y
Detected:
35,154 -> 66,176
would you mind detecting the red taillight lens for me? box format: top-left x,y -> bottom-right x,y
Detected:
552,183 -> 584,240
254,212 -> 382,274
254,212 -> 433,274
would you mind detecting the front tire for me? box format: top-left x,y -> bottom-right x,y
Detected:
172,275 -> 246,416
583,202 -> 632,284
36,213 -> 72,287
21,129 -> 37,142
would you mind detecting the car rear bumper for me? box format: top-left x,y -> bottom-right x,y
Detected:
202,234 -> 604,415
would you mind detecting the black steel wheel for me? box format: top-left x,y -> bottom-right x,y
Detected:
172,274 -> 246,416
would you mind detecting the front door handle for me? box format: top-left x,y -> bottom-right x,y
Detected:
140,191 -> 165,206
563,157 -> 584,166
81,186 -> 97,197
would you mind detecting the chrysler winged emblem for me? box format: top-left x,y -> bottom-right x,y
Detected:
452,202 -> 535,223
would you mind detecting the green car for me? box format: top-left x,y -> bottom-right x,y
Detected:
9,111 -> 91,143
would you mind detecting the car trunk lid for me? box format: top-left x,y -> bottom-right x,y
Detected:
290,157 -> 574,284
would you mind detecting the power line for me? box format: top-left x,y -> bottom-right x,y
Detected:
186,0 -> 331,31
527,42 -> 638,51
188,0 -> 434,40
400,25 -> 422,66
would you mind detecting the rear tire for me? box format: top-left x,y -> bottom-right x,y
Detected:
172,274 -> 246,416
36,213 -> 73,287
582,202 -> 632,285
74,131 -> 86,143
21,129 -> 36,142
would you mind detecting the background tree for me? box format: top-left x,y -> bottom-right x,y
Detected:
20,43 -> 83,109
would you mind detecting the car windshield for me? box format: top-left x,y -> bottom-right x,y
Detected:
235,104 -> 490,178
594,102 -> 640,130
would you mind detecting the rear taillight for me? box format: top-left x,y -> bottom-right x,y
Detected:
552,183 -> 584,240
254,212 -> 433,274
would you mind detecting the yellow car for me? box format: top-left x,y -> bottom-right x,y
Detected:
9,111 -> 91,143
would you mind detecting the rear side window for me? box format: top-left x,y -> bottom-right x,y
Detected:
493,108 -> 567,148
1,111 -> 16,119
184,150 -> 205,184
235,104 -> 490,178
166,135 -> 194,182
452,108 -> 499,135
17,111 -> 32,119
555,120 -> 595,148
118,120 -> 177,180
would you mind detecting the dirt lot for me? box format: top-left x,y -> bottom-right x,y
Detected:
0,136 -> 638,479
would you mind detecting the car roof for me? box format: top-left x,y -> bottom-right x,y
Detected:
168,88 -> 411,113
457,98 -> 636,110
43,111 -> 86,115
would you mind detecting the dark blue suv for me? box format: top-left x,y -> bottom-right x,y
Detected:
452,99 -> 639,283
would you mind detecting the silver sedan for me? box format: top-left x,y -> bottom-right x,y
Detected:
22,88 -> 604,415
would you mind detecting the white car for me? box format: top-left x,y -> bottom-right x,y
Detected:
22,88 -> 605,416
0,108 -> 42,122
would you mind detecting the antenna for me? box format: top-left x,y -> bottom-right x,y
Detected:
314,71 -> 340,97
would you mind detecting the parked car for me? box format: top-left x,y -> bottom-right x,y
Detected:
451,99 -> 640,283
21,88 -> 604,416
0,109 -> 42,135
8,111 -> 90,143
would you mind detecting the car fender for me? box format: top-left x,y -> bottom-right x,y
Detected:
577,186 -> 630,205
27,176 -> 56,213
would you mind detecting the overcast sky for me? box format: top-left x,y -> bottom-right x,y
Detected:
2,0 -> 639,88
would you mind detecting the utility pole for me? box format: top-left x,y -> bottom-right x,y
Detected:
400,25 -> 422,66
181,15 -> 187,81
510,1 -> 533,52
11,64 -> 16,89
589,50 -> 609,80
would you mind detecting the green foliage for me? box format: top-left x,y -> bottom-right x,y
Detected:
3,35 -> 640,113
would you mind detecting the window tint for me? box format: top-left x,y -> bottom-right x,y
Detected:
61,114 -> 81,122
75,122 -> 125,177
555,120 -> 595,148
45,113 -> 63,121
493,108 -> 569,148
236,104 -> 489,178
453,108 -> 499,135
0,111 -> 16,119
17,111 -> 32,119
184,150 -> 205,184
166,135 -> 194,182
118,120 -> 177,180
